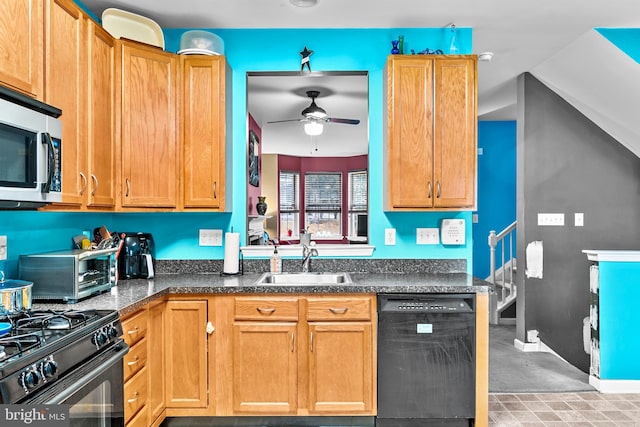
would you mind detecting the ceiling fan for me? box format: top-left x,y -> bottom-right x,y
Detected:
267,90 -> 360,135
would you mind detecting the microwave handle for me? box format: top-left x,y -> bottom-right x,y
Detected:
41,132 -> 55,194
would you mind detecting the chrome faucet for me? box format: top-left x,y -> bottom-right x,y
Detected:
301,244 -> 319,273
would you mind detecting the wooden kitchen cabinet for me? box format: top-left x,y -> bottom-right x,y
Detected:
231,297 -> 299,414
44,0 -> 86,207
385,55 -> 477,210
0,0 -> 44,98
181,55 -> 230,210
147,299 -> 166,426
306,297 -> 375,414
164,299 -> 209,411
116,39 -> 179,209
121,308 -> 149,426
220,294 -> 376,417
84,19 -> 116,209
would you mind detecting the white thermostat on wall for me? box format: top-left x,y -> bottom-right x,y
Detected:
441,219 -> 466,245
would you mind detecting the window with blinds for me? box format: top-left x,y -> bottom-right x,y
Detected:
348,170 -> 368,239
279,171 -> 300,239
304,172 -> 342,238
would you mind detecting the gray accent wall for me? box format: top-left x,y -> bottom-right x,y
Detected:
516,73 -> 640,372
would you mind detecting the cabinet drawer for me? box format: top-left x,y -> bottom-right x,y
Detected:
124,366 -> 148,423
125,402 -> 148,427
123,337 -> 147,382
122,309 -> 148,347
307,297 -> 372,321
234,297 -> 299,321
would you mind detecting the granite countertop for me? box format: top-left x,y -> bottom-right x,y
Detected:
33,272 -> 492,316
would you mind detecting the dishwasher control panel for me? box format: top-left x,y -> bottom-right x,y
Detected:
379,295 -> 474,313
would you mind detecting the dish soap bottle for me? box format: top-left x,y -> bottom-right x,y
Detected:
270,246 -> 282,273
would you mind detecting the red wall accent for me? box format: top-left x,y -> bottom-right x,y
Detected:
247,113 -> 262,215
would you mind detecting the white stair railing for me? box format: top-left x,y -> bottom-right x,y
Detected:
488,221 -> 517,324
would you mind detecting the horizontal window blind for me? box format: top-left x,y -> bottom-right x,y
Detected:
304,173 -> 341,212
279,171 -> 299,212
349,170 -> 367,212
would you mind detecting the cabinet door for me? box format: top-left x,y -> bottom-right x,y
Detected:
165,300 -> 208,408
86,21 -> 115,208
386,56 -> 434,209
119,41 -> 178,208
182,56 -> 226,209
308,322 -> 373,414
232,322 -> 298,414
147,300 -> 166,424
433,57 -> 476,208
44,0 -> 85,207
0,0 -> 43,98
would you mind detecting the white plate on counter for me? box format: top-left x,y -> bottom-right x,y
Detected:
102,8 -> 164,50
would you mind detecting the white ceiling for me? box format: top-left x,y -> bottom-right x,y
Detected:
79,0 -> 640,154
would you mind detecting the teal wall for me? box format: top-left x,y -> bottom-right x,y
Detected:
0,26 -> 475,278
598,261 -> 640,379
472,121 -> 517,279
596,28 -> 640,64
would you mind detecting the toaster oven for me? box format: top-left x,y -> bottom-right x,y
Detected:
18,247 -> 118,303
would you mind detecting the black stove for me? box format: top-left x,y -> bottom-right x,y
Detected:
0,308 -> 124,404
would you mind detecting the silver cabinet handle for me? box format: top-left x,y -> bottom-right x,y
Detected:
79,172 -> 87,195
127,357 -> 139,366
125,178 -> 130,197
127,391 -> 139,403
291,332 -> 295,352
329,307 -> 349,314
436,181 -> 441,198
427,181 -> 432,199
90,174 -> 98,196
213,181 -> 217,199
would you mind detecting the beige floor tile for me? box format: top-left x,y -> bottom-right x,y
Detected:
534,411 -> 563,421
547,401 -> 575,411
600,410 -> 633,421
503,401 -> 530,411
556,410 -> 590,422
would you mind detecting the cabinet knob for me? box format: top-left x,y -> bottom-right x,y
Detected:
206,321 -> 215,335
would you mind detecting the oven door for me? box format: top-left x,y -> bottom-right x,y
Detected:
23,342 -> 128,427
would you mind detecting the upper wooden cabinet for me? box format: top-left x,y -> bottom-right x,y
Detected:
384,55 -> 477,210
0,0 -> 44,98
181,56 -> 230,211
116,40 -> 179,209
85,20 -> 116,208
44,0 -> 86,207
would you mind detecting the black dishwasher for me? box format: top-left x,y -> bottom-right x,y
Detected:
377,294 -> 475,427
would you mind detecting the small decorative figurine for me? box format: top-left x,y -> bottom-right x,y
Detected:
300,46 -> 313,71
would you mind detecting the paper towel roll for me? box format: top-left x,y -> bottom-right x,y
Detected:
223,232 -> 240,274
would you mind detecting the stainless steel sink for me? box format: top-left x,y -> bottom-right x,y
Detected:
254,272 -> 352,286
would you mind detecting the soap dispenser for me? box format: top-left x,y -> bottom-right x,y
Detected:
270,246 -> 282,273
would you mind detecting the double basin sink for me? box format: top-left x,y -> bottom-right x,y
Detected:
255,272 -> 352,286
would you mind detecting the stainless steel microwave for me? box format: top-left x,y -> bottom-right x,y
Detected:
18,247 -> 119,303
0,86 -> 62,209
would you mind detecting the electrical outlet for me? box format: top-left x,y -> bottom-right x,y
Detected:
0,235 -> 6,261
384,228 -> 396,245
416,228 -> 439,245
199,229 -> 223,246
574,213 -> 584,227
537,213 -> 564,226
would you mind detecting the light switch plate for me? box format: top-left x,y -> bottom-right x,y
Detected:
537,213 -> 564,226
199,229 -> 223,246
0,235 -> 6,261
416,228 -> 439,245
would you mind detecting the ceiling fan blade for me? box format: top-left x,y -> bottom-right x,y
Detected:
327,117 -> 360,125
267,118 -> 306,124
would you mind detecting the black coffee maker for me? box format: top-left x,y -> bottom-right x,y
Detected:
117,232 -> 155,280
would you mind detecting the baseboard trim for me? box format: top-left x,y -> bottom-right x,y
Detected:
514,338 -> 540,352
589,376 -> 640,393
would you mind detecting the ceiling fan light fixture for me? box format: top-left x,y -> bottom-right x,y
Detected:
304,121 -> 323,136
289,0 -> 318,7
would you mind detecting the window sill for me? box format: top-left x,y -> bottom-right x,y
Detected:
240,244 -> 375,258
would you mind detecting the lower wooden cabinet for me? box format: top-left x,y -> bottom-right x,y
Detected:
122,293 -> 376,425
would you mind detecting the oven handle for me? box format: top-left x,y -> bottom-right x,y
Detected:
46,347 -> 127,404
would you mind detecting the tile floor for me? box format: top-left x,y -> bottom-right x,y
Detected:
489,392 -> 640,426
